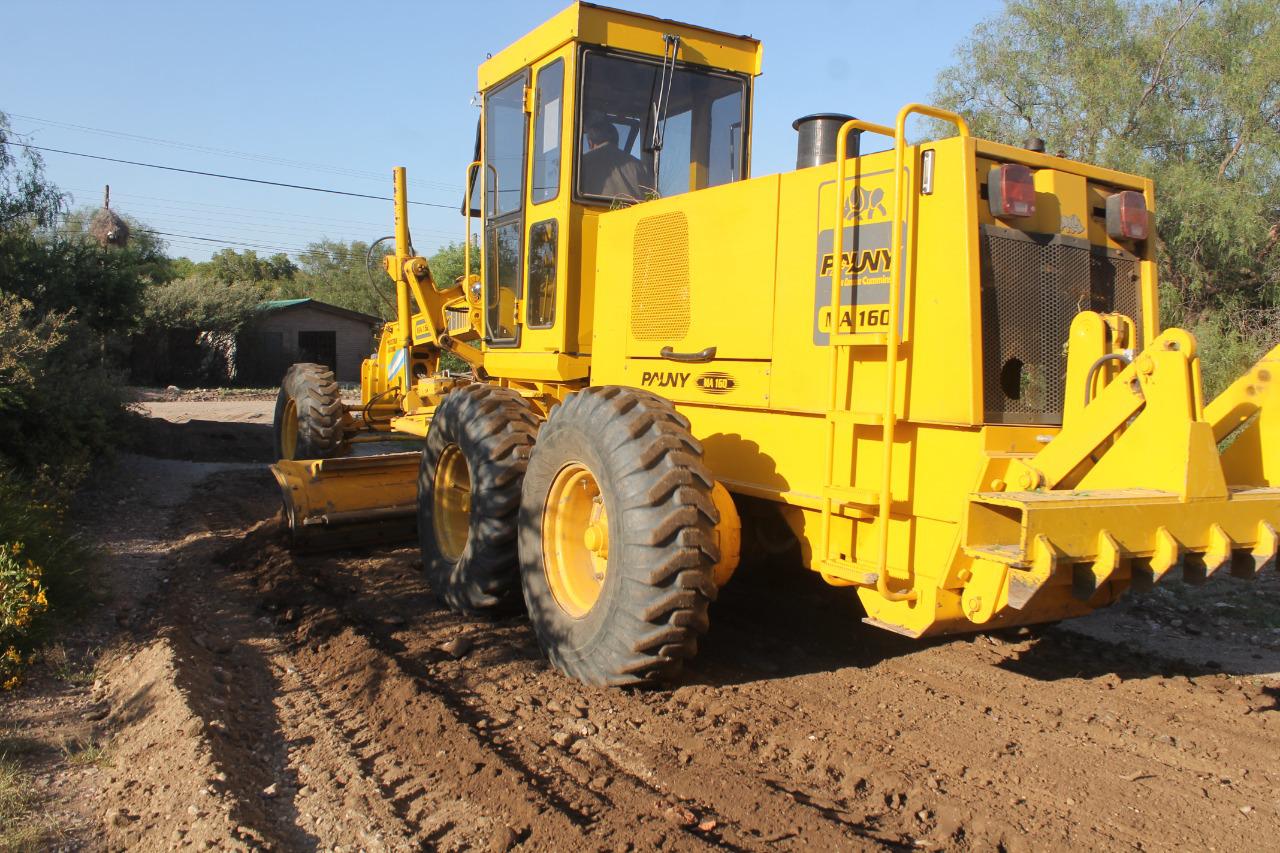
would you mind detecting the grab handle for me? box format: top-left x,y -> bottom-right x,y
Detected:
659,345 -> 716,363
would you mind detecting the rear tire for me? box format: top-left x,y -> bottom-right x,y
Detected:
274,363 -> 348,460
418,384 -> 541,613
519,386 -> 719,686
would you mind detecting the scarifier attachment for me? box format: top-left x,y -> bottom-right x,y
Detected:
270,452 -> 421,551
960,336 -> 1280,626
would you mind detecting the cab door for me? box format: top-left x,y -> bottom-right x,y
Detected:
483,71 -> 530,346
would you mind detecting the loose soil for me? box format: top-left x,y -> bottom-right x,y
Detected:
4,400 -> 1278,851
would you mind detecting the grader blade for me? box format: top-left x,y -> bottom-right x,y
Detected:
270,452 -> 420,551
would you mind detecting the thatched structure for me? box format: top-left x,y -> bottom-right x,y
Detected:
89,185 -> 130,248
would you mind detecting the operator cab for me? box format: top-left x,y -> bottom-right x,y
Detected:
464,2 -> 762,375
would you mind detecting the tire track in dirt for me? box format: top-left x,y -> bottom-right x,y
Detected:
96,466 -> 1280,851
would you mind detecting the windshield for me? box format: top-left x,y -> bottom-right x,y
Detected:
577,49 -> 746,205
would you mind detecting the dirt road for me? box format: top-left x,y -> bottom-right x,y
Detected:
9,400 -> 1280,851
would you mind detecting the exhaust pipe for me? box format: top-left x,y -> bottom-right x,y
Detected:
793,113 -> 860,169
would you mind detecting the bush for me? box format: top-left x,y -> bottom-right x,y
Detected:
0,296 -> 129,492
0,471 -> 85,691
1184,304 -> 1280,400
0,542 -> 48,690
141,275 -> 265,332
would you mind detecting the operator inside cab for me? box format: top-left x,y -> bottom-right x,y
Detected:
579,116 -> 655,204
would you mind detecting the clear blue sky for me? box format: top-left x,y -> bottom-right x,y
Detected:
1,1 -> 1001,261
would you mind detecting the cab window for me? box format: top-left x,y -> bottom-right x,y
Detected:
576,49 -> 747,206
532,59 -> 564,204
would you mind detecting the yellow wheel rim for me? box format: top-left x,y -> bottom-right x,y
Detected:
281,399 -> 298,459
543,462 -> 609,618
433,443 -> 471,562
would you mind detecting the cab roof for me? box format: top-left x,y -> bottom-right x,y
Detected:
477,2 -> 763,91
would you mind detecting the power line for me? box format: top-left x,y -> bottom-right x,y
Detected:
52,222 -> 450,260
91,203 -> 462,242
9,112 -> 463,192
59,185 -> 396,229
3,140 -> 461,210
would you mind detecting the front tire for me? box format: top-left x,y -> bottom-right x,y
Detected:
274,363 -> 348,460
418,385 -> 540,613
519,387 -> 719,686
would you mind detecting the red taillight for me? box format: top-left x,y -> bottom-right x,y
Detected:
1106,191 -> 1148,241
988,164 -> 1036,218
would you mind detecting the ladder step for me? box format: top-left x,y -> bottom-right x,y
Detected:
815,557 -> 879,586
826,410 -> 884,426
825,485 -> 881,507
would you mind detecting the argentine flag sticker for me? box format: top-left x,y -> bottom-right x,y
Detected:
388,347 -> 410,386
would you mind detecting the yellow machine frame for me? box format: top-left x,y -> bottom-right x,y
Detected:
273,2 -> 1278,642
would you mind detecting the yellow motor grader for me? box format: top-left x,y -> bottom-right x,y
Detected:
272,2 -> 1279,685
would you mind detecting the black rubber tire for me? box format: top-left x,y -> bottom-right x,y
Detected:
273,363 -> 348,460
518,386 -> 720,686
418,384 -> 541,613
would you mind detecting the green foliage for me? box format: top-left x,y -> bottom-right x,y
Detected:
141,276 -> 265,332
0,540 -> 49,690
0,296 -> 129,488
287,238 -> 391,318
203,247 -> 298,284
0,469 -> 89,692
427,238 -> 480,290
0,114 -> 64,231
159,238 -> 478,325
0,230 -> 155,336
933,0 -> 1280,377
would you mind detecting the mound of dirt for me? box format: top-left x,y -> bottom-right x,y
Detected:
95,639 -> 271,851
128,413 -> 274,464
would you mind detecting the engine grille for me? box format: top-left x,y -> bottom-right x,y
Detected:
980,226 -> 1142,424
630,212 -> 690,341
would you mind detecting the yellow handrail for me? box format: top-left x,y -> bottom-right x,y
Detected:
819,119 -> 899,575
463,160 -> 481,289
871,103 -> 971,602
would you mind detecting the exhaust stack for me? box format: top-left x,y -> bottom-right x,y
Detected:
793,112 -> 859,169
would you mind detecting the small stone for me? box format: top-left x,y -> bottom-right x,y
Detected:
697,818 -> 718,832
662,804 -> 697,827
1240,805 -> 1253,815
441,636 -> 473,659
105,808 -> 132,828
262,783 -> 279,798
552,731 -> 576,749
489,824 -> 518,852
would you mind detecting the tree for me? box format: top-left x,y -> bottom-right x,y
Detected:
934,0 -> 1280,311
0,111 -> 132,488
203,247 -> 297,284
0,114 -> 63,232
290,238 -> 390,318
933,0 -> 1280,391
427,237 -> 480,291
